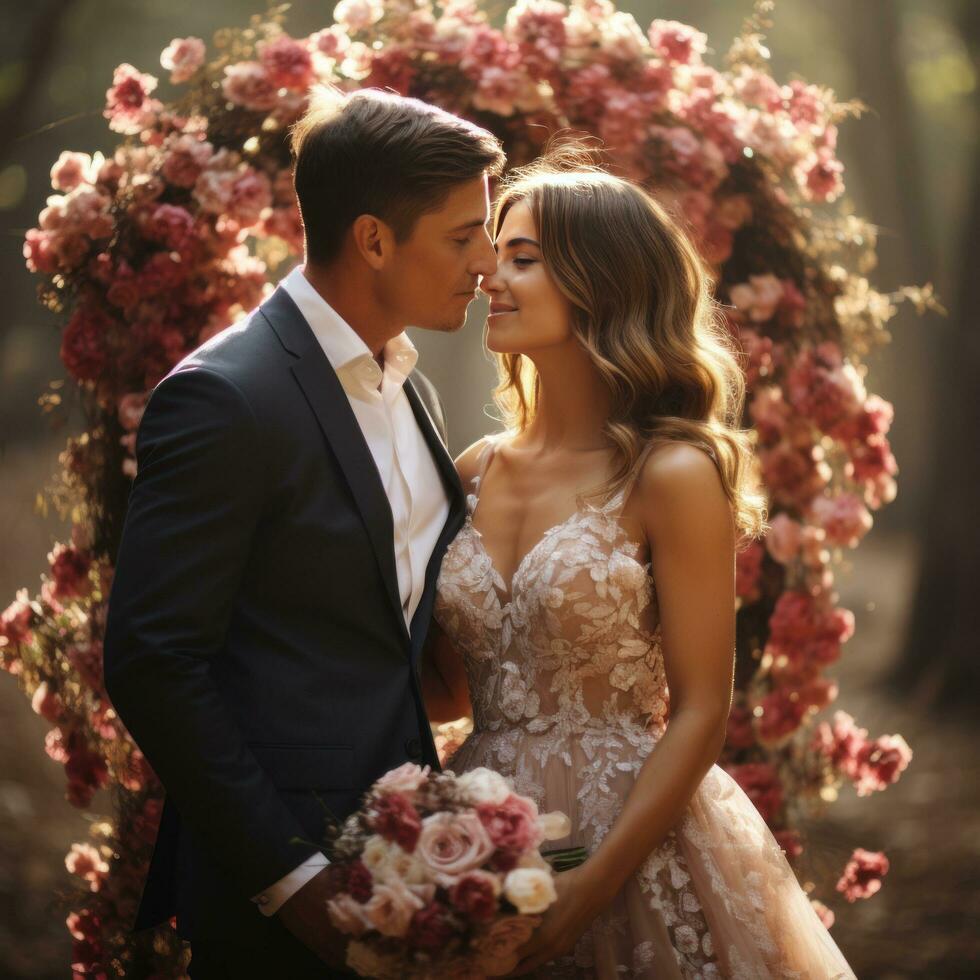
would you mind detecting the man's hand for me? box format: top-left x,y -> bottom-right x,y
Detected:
504,865 -> 606,976
277,865 -> 350,972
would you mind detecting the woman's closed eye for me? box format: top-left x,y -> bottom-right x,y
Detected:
511,256 -> 536,268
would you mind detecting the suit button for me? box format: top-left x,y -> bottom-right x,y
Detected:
405,736 -> 422,760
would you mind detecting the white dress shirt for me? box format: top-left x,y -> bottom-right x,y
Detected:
251,266 -> 450,916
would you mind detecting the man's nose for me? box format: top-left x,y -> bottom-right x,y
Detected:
470,234 -> 498,278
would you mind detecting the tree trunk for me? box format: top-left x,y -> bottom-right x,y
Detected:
889,0 -> 980,713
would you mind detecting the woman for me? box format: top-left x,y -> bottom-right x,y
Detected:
423,147 -> 855,979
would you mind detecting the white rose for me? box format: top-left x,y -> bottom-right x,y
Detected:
457,766 -> 512,805
537,810 -> 572,842
361,834 -> 427,884
503,867 -> 558,915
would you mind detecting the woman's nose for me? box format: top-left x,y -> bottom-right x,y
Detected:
479,268 -> 504,295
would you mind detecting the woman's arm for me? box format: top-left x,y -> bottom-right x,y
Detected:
420,621 -> 472,723
509,443 -> 736,975
583,443 -> 736,901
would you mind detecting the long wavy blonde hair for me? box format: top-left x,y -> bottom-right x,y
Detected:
491,145 -> 767,546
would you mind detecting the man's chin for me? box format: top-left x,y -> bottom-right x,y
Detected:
415,316 -> 467,334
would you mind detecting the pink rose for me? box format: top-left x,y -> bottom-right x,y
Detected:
228,170 -> 272,226
476,794 -> 544,861
374,762 -> 431,795
311,26 -> 351,58
258,35 -> 314,90
161,37 -> 206,84
647,19 -> 707,64
333,0 -> 384,33
161,133 -> 213,188
765,513 -> 802,564
50,151 -> 92,191
104,63 -> 161,135
836,848 -> 889,902
417,811 -> 495,876
31,681 -> 64,723
221,62 -> 279,112
853,734 -> 912,796
65,843 -> 109,889
754,689 -> 806,744
143,203 -> 195,251
799,147 -> 844,202
808,493 -> 873,548
1,590 -> 34,647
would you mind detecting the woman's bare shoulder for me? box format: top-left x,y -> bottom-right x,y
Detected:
453,435 -> 500,490
635,442 -> 731,542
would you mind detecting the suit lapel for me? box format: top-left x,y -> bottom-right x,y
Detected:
260,287 -> 409,647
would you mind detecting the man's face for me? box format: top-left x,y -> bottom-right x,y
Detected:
377,174 -> 498,333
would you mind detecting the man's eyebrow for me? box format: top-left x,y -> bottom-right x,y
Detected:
493,236 -> 541,252
449,218 -> 491,232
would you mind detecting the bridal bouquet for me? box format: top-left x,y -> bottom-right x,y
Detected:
322,763 -> 582,979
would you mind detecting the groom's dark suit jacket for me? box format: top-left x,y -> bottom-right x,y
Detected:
103,285 -> 465,966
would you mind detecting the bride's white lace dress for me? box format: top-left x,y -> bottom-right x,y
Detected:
433,440 -> 855,979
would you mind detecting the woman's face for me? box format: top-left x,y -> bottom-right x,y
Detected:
479,201 -> 574,354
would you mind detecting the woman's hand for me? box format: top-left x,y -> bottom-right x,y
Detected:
503,864 -> 606,976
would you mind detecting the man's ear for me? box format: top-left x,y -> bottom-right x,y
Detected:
351,213 -> 395,271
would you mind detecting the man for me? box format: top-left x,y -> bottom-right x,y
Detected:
103,85 -> 505,977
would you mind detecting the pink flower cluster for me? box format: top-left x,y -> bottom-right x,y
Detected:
325,763 -> 570,976
812,711 -> 912,797
836,847 -> 889,902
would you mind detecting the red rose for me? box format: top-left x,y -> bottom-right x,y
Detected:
347,859 -> 373,903
449,871 -> 499,922
368,792 -> 422,852
61,307 -> 111,383
48,542 -> 93,599
407,900 -> 455,951
726,762 -> 783,823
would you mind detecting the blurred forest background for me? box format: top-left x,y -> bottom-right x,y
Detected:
1,1 -> 977,976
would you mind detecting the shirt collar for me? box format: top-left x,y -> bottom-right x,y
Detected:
279,265 -> 418,399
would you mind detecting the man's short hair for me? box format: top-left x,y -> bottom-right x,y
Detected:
290,86 -> 506,264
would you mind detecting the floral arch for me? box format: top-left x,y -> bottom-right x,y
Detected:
2,1 -> 928,974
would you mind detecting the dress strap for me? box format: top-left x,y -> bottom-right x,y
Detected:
470,435 -> 501,501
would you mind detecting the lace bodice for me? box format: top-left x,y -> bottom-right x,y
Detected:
434,439 -> 668,748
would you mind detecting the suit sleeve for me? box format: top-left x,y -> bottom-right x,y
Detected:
103,366 -> 320,899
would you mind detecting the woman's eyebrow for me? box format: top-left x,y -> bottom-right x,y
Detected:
493,236 -> 541,252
